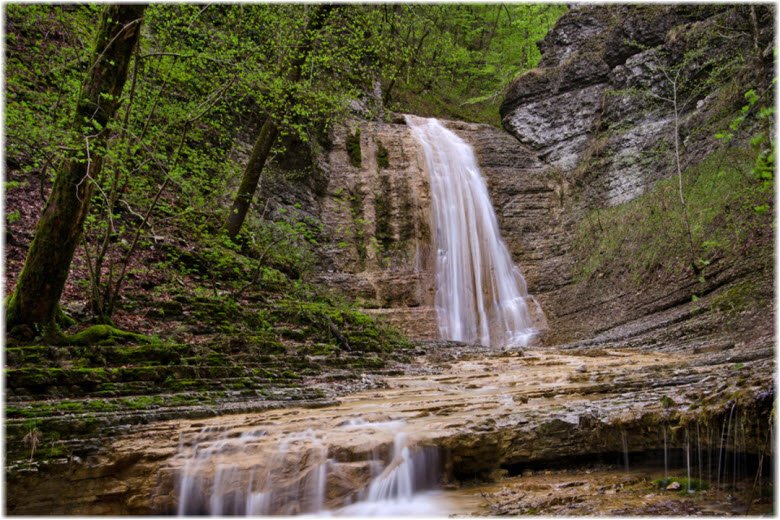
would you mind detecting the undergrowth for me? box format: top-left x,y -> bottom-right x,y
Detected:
572,145 -> 773,286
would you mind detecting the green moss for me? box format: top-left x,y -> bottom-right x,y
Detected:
305,344 -> 335,356
375,175 -> 392,250
53,401 -> 88,413
85,399 -> 119,412
204,351 -> 233,367
118,396 -> 160,410
347,128 -> 362,167
376,141 -> 389,168
350,356 -> 385,369
163,378 -> 200,391
108,344 -> 182,366
652,476 -> 709,492
253,367 -> 276,378
709,278 -> 762,316
67,325 -> 151,346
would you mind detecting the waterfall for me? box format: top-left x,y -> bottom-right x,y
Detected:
406,115 -> 542,348
171,420 -> 442,515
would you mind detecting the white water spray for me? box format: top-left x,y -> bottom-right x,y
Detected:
406,115 -> 543,348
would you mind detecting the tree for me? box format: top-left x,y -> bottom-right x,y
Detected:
6,4 -> 145,339
223,4 -> 335,240
371,4 -> 567,122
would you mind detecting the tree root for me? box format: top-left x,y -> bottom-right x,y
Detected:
64,324 -> 152,346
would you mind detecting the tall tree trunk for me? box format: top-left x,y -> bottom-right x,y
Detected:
223,119 -> 280,239
223,4 -> 334,240
6,5 -> 145,337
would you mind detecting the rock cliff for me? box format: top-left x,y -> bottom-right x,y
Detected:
497,4 -> 774,345
261,117 -> 560,341
501,5 -> 773,206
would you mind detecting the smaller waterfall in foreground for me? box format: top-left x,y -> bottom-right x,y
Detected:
406,115 -> 544,348
171,420 -> 441,516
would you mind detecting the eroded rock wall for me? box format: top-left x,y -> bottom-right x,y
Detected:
500,5 -> 773,208
497,4 -> 775,344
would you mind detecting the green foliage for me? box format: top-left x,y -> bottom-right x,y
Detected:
652,476 -> 709,492
376,140 -> 389,169
4,3 -> 565,336
5,5 -> 99,182
347,127 -> 362,167
369,4 -> 567,124
573,144 -> 773,284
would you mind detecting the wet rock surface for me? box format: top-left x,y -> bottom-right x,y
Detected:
6,326 -> 772,514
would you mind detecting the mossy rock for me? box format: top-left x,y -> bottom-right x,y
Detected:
66,325 -> 151,346
347,128 -> 362,167
104,344 -> 183,366
376,141 -> 390,168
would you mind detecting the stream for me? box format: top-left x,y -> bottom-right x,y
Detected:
136,350 -> 771,516
138,346 -> 772,515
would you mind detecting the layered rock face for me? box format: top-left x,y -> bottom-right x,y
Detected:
7,342 -> 772,514
263,117 -> 556,341
501,5 -> 773,207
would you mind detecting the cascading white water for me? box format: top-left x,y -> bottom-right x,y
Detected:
406,115 -> 543,348
172,419 -> 442,516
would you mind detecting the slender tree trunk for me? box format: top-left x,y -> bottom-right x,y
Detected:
6,5 -> 145,337
670,78 -> 699,274
223,4 -> 334,240
224,119 -> 280,239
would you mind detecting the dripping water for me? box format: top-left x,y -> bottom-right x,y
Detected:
405,115 -> 543,348
663,426 -> 668,479
621,430 -> 630,474
697,423 -> 702,486
685,428 -> 691,492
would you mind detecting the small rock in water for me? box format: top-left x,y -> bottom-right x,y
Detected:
666,481 -> 682,491
576,364 -> 587,373
513,394 -> 529,403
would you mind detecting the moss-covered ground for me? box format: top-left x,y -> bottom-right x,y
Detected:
4,286 -> 419,465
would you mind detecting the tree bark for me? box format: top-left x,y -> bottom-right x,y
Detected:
224,119 -> 280,239
6,4 -> 145,335
223,4 -> 334,240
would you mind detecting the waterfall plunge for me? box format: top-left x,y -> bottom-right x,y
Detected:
406,115 -> 543,348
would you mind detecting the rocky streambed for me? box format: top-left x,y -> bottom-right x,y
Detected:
6,331 -> 773,515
